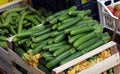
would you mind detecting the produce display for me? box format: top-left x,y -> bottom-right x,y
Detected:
13,6 -> 111,74
67,49 -> 112,74
107,4 -> 120,17
0,5 -> 50,49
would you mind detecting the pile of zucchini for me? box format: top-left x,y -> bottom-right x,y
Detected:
13,6 -> 111,73
0,5 -> 50,49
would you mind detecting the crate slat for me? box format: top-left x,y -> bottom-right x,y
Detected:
8,48 -> 45,74
0,0 -> 23,12
0,47 -> 12,64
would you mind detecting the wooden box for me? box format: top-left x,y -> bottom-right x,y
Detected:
52,41 -> 120,74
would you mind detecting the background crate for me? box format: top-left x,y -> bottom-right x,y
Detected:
69,0 -> 100,21
31,0 -> 69,13
97,0 -> 120,34
52,41 -> 120,74
0,0 -> 23,12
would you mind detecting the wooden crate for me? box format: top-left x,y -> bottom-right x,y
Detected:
52,41 -> 120,74
0,0 -> 23,12
0,47 -> 12,65
7,35 -> 120,74
0,57 -> 13,74
8,48 -> 45,74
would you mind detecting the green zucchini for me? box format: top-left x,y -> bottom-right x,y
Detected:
0,36 -> 7,41
45,56 -> 54,61
15,47 -> 25,57
0,41 -> 7,49
2,5 -> 29,18
18,38 -> 29,45
32,33 -> 51,43
58,17 -> 81,30
70,25 -> 94,35
60,50 -> 82,65
42,52 -> 53,58
25,15 -> 39,25
68,33 -> 86,43
33,28 -> 51,37
49,45 -> 67,52
46,47 -> 76,68
43,41 -> 66,50
53,45 -> 71,56
77,36 -> 99,50
38,64 -> 51,74
18,11 -> 31,33
73,31 -> 102,47
52,24 -> 58,30
32,40 -> 48,55
54,33 -> 66,43
47,38 -> 54,45
81,40 -> 104,54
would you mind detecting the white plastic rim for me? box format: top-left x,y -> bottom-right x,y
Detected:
97,0 -> 119,19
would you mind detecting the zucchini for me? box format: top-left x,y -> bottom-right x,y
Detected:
60,50 -> 82,65
70,25 -> 94,35
39,58 -> 47,66
58,17 -> 81,30
53,45 -> 71,56
73,31 -> 102,47
33,28 -> 51,37
18,11 -> 31,33
81,40 -> 104,54
77,36 -> 99,50
49,18 -> 58,25
59,15 -> 70,21
26,39 -> 32,47
43,41 -> 66,50
50,31 -> 61,37
52,23 -> 58,30
0,41 -> 7,49
25,16 -> 39,25
38,64 -> 51,74
81,33 -> 110,54
0,36 -> 7,41
49,45 -> 67,52
18,38 -> 29,45
53,33 -> 66,43
15,47 -> 25,57
68,33 -> 86,43
2,5 -> 29,18
45,56 -> 54,61
47,38 -> 54,45
32,40 -> 48,55
32,33 -> 51,43
46,48 -> 76,68
42,52 -> 53,58
61,18 -> 74,24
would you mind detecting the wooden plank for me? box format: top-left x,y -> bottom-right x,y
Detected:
0,57 -> 13,74
0,0 -> 23,12
12,67 -> 23,74
53,41 -> 117,74
77,52 -> 120,74
0,47 -> 12,64
8,48 -> 45,74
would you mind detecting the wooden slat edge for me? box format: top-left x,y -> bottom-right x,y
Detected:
0,0 -> 23,10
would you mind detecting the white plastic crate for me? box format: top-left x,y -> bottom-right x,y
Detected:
97,0 -> 120,34
0,0 -> 23,12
